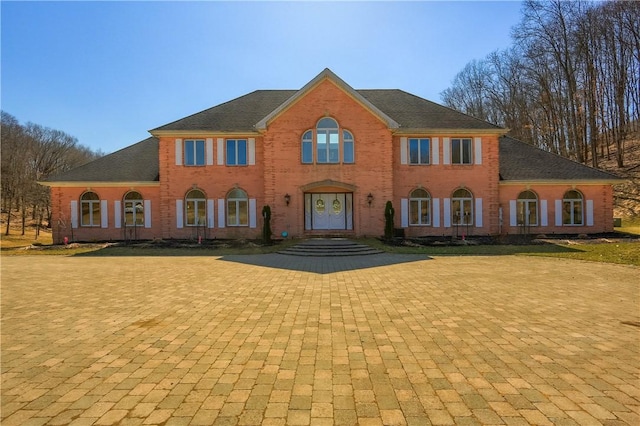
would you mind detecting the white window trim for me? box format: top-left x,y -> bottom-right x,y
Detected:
408,138 -> 431,165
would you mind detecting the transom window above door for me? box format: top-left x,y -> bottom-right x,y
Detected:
302,117 -> 355,164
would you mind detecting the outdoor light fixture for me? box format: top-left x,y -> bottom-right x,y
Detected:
367,193 -> 374,206
284,193 -> 291,206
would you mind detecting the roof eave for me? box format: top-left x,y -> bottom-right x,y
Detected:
255,68 -> 400,131
499,179 -> 625,185
39,181 -> 161,188
394,128 -> 509,136
149,130 -> 261,138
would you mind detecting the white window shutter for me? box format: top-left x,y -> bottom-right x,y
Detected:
144,200 -> 151,228
217,138 -> 224,165
175,139 -> 182,166
586,200 -> 594,226
400,198 -> 409,228
248,138 -> 256,165
540,200 -> 548,226
555,200 -> 563,226
443,198 -> 451,227
400,137 -> 408,165
509,200 -> 517,227
432,198 -> 440,227
218,199 -> 225,228
207,199 -> 215,228
206,138 -> 214,165
176,200 -> 183,229
474,137 -> 482,165
249,199 -> 257,228
114,200 -> 122,229
70,200 -> 78,229
443,138 -> 450,164
100,200 -> 108,228
475,198 -> 483,227
432,137 -> 440,165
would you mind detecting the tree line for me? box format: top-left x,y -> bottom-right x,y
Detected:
441,0 -> 639,168
1,111 -> 103,237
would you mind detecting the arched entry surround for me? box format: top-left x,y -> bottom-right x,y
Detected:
301,180 -> 357,232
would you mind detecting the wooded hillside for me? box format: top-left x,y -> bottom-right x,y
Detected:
1,111 -> 103,236
441,0 -> 639,171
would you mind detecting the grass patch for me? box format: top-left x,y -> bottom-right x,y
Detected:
0,228 -> 52,248
3,236 -> 638,267
615,216 -> 640,236
364,238 -> 640,266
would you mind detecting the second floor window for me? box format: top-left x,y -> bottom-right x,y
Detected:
227,139 -> 247,166
451,138 -> 472,164
185,140 -> 205,166
409,138 -> 430,165
302,117 -> 354,164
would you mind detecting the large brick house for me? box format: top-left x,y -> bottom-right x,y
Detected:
42,69 -> 621,244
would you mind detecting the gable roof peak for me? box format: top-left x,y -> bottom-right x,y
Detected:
255,69 -> 400,130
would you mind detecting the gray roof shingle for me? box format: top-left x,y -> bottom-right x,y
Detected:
44,137 -> 159,183
152,89 -> 502,133
499,136 -> 621,182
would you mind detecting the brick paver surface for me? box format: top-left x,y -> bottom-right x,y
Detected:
2,254 -> 639,425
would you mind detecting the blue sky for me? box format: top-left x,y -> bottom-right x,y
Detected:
2,1 -> 523,154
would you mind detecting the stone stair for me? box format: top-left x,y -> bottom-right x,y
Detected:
277,238 -> 383,257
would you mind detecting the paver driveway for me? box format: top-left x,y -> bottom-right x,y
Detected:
2,254 -> 639,425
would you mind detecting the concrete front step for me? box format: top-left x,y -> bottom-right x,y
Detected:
278,238 -> 384,257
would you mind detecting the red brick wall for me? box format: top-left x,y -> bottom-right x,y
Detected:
49,186 -> 160,244
262,79 -> 393,237
498,184 -> 615,234
394,135 -> 501,238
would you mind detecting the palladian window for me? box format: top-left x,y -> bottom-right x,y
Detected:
227,188 -> 249,226
123,191 -> 144,226
452,188 -> 473,225
409,188 -> 431,226
185,189 -> 206,226
301,117 -> 354,164
80,191 -> 101,227
517,190 -> 538,226
563,190 -> 583,225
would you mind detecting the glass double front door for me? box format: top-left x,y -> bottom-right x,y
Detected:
305,193 -> 353,231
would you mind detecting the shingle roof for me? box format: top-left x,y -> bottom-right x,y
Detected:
44,137 -> 159,183
499,136 -> 621,182
152,91 -> 296,132
152,89 -> 502,133
358,90 -> 502,130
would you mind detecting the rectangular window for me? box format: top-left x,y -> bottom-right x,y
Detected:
409,138 -> 430,165
563,201 -> 583,225
184,140 -> 205,166
451,138 -> 472,164
317,133 -> 327,163
226,139 -> 247,165
302,132 -> 313,163
81,201 -> 101,226
228,200 -> 249,226
409,199 -> 431,225
186,200 -> 206,226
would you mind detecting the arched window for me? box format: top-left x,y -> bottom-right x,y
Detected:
80,191 -> 101,227
452,188 -> 473,225
185,189 -> 206,226
301,117 -> 354,164
343,130 -> 354,164
563,190 -> 583,225
409,188 -> 431,226
123,191 -> 144,226
302,130 -> 313,164
517,190 -> 538,226
227,188 -> 248,226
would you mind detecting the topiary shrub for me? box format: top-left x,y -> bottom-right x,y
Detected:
384,201 -> 395,241
262,205 -> 272,244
